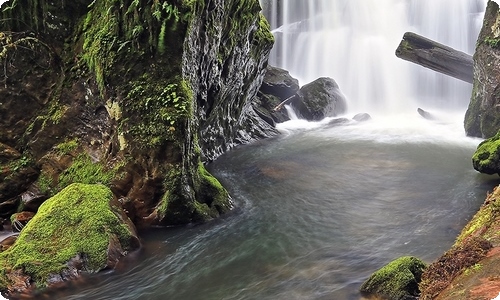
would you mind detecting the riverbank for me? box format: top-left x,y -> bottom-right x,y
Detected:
420,184 -> 500,299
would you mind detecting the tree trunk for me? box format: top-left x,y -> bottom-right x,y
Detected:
395,32 -> 473,84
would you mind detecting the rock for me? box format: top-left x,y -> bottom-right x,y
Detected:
291,77 -> 347,121
465,1 -> 500,138
260,65 -> 300,99
0,0 -> 275,229
472,130 -> 500,175
417,108 -> 435,120
353,113 -> 371,122
0,183 -> 140,297
326,118 -> 351,127
0,235 -> 17,252
10,211 -> 35,232
360,256 -> 427,300
20,185 -> 48,213
253,66 -> 301,126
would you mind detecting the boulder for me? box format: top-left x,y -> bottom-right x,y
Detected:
0,183 -> 140,297
465,1 -> 500,138
260,65 -> 300,99
472,130 -> 500,175
291,77 -> 347,121
360,256 -> 427,300
353,113 -> 372,122
253,65 -> 300,126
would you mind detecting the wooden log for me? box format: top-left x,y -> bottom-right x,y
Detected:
395,32 -> 473,84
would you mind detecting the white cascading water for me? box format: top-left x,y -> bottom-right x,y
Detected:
260,0 -> 487,115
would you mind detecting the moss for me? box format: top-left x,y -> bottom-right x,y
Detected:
37,151 -> 121,197
360,256 -> 427,300
197,162 -> 231,214
456,186 -> 500,244
54,139 -> 78,155
122,77 -> 193,149
0,183 -> 136,290
472,130 -> 500,175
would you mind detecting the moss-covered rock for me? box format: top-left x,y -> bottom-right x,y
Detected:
0,183 -> 140,297
0,0 -> 275,228
465,1 -> 500,138
472,130 -> 500,175
360,256 -> 427,300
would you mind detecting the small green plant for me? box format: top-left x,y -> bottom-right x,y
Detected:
55,139 -> 79,155
484,36 -> 500,48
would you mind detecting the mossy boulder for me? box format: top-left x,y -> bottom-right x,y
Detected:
465,1 -> 500,138
472,130 -> 500,175
360,256 -> 427,300
0,183 -> 140,297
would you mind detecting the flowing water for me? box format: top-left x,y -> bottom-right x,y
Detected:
44,120 -> 498,300
16,1 -> 500,300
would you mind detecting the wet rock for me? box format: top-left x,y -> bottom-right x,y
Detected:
465,1 -> 500,138
360,256 -> 427,300
326,118 -> 351,127
11,211 -> 35,232
353,113 -> 371,122
0,235 -> 17,252
292,77 -> 347,121
254,66 -> 301,125
20,185 -> 48,213
417,108 -> 435,120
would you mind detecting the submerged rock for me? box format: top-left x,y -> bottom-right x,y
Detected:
0,183 -> 140,297
360,256 -> 426,300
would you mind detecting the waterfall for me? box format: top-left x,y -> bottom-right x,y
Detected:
260,0 -> 487,115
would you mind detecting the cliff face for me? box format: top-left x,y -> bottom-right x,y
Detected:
465,0 -> 500,138
0,0 -> 275,228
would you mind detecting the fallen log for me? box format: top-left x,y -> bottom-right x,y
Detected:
395,32 -> 473,84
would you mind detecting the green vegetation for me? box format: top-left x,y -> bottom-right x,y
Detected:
0,183 -> 136,290
484,36 -> 500,48
54,139 -> 78,155
360,256 -> 426,300
37,149 -> 123,197
196,162 -> 231,213
123,77 -> 193,148
472,130 -> 500,175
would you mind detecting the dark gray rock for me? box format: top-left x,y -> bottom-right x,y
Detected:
465,1 -> 500,138
292,77 -> 347,121
353,113 -> 371,122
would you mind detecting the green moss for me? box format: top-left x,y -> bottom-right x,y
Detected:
484,36 -> 500,48
0,183 -> 135,290
54,139 -> 78,155
197,162 -> 231,213
456,187 -> 500,244
360,256 -> 427,300
472,130 -> 500,174
57,153 -> 115,190
123,77 -> 193,148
